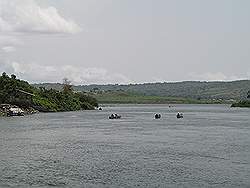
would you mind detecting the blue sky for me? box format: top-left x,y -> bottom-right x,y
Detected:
1,0 -> 250,84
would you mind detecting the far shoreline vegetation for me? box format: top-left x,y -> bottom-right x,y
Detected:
92,91 -> 232,104
33,80 -> 250,107
231,100 -> 250,108
231,91 -> 250,107
0,73 -> 98,116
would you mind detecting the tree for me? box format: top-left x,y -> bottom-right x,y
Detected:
2,72 -> 8,78
62,78 -> 73,93
11,74 -> 16,79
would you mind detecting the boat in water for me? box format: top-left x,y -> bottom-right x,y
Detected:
176,112 -> 184,119
155,114 -> 161,119
109,114 -> 121,119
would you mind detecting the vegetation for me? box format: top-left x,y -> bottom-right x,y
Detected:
0,73 -> 98,112
231,100 -> 250,108
34,80 -> 250,101
0,72 -> 34,108
231,90 -> 250,108
91,91 -> 227,104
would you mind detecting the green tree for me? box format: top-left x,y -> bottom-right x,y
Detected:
0,73 -> 98,111
11,74 -> 16,80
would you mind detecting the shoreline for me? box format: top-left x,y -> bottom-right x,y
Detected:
1,102 -> 248,117
0,104 -> 39,117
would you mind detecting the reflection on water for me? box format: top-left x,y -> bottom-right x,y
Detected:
0,104 -> 250,187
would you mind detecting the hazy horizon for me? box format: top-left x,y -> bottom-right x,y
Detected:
1,0 -> 250,85
33,79 -> 250,86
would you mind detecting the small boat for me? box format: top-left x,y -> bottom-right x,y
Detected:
109,114 -> 121,119
176,112 -> 183,119
155,114 -> 161,119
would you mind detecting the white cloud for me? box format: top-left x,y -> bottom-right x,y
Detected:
0,0 -> 81,34
151,77 -> 166,83
188,72 -> 245,81
0,61 -> 131,84
247,71 -> 250,78
0,0 -> 83,83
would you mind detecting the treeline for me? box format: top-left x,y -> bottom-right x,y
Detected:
0,73 -> 98,112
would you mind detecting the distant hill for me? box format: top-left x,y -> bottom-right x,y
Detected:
33,80 -> 250,101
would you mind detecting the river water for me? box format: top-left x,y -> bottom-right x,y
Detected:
0,104 -> 249,188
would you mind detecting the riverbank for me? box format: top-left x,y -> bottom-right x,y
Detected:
231,100 -> 250,108
0,104 -> 38,116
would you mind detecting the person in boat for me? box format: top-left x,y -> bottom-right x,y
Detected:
155,113 -> 161,119
177,112 -> 183,118
110,114 -> 115,119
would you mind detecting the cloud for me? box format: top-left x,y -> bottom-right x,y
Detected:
0,0 -> 83,83
0,0 -> 81,34
0,1 -> 129,85
247,71 -> 250,78
188,72 -> 246,81
0,61 -> 131,84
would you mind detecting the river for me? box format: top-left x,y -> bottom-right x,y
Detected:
0,104 -> 249,187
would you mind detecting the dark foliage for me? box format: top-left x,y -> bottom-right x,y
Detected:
0,72 -> 34,107
231,100 -> 250,108
0,73 -> 98,111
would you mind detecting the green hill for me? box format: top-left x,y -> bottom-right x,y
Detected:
92,91 -> 223,104
34,80 -> 250,102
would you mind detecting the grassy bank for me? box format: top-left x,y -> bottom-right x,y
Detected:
92,91 -> 227,104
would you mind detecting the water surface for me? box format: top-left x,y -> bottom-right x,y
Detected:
0,104 -> 249,187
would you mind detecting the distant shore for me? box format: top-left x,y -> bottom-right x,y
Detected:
231,100 -> 250,108
93,92 -> 235,105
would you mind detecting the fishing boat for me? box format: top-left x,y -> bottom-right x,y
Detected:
155,114 -> 161,119
109,113 -> 121,119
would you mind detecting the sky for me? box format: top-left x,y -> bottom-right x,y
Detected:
0,0 -> 250,85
